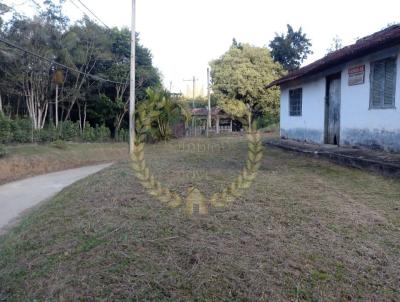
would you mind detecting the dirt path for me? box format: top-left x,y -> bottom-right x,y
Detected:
0,163 -> 113,232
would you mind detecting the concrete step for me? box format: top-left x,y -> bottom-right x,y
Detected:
265,139 -> 400,177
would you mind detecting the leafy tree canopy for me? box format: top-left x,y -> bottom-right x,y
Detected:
269,24 -> 312,71
326,35 -> 343,54
0,2 -> 161,137
210,43 -> 285,123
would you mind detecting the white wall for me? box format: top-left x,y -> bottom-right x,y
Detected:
280,78 -> 326,143
280,47 -> 400,151
340,51 -> 400,151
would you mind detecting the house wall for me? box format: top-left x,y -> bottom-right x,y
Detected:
280,78 -> 326,144
280,46 -> 400,152
340,51 -> 400,152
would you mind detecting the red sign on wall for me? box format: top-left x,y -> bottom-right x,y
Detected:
348,65 -> 365,86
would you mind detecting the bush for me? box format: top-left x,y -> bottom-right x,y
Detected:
0,116 -> 114,144
255,113 -> 279,129
38,124 -> 59,142
59,121 -> 80,141
12,118 -> 33,143
0,114 -> 12,144
95,124 -> 111,142
51,139 -> 68,150
117,128 -> 128,142
0,144 -> 7,158
82,123 -> 96,142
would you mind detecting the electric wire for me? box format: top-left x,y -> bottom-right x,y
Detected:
0,37 -> 126,85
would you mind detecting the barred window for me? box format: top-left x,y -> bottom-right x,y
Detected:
289,88 -> 302,116
370,57 -> 397,109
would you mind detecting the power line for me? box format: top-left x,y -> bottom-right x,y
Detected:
29,0 -> 41,9
27,0 -> 110,32
68,0 -> 86,15
0,37 -> 126,85
74,0 -> 111,30
69,0 -> 103,29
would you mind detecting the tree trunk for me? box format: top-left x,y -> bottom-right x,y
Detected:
55,84 -> 59,127
83,103 -> 87,130
78,101 -> 82,134
16,96 -> 20,117
0,93 -> 3,114
114,110 -> 128,141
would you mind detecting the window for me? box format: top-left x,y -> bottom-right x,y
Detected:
370,57 -> 397,109
289,88 -> 302,116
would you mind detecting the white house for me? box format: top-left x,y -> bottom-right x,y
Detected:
267,25 -> 400,152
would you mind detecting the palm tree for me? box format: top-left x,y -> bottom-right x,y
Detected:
137,88 -> 191,141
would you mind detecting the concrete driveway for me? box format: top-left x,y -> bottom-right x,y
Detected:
0,163 -> 112,232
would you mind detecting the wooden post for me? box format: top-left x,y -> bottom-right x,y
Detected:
230,119 -> 233,132
216,116 -> 220,134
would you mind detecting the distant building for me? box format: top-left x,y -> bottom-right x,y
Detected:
188,107 -> 242,136
267,25 -> 400,152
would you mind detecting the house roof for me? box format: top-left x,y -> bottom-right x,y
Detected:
191,107 -> 223,116
266,25 -> 400,88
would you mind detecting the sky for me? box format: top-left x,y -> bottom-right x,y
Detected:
4,0 -> 400,96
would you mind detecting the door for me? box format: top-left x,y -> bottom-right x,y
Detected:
325,75 -> 341,145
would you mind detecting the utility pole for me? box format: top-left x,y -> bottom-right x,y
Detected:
207,67 -> 211,136
183,76 -> 198,136
129,0 -> 136,154
183,76 -> 198,108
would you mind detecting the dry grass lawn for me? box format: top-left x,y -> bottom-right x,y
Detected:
0,136 -> 399,301
0,142 -> 127,184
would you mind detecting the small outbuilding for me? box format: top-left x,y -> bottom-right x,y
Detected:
188,107 -> 242,136
267,25 -> 400,152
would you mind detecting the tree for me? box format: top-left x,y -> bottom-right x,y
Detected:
0,0 -> 161,140
210,43 -> 285,124
326,35 -> 343,54
98,29 -> 161,138
231,38 -> 242,49
0,0 -> 68,129
0,3 -> 10,28
269,24 -> 312,70
2,16 -> 57,129
59,18 -> 112,122
137,88 -> 190,141
0,3 -> 10,114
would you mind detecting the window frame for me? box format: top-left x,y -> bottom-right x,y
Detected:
369,56 -> 397,109
289,88 -> 303,116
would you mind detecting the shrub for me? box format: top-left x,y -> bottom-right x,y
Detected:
0,144 -> 7,158
95,124 -> 111,142
0,116 -> 113,144
12,118 -> 33,143
0,113 -> 12,144
117,128 -> 128,142
255,113 -> 279,129
39,124 -> 59,142
59,121 -> 80,141
83,123 -> 97,142
51,139 -> 68,150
